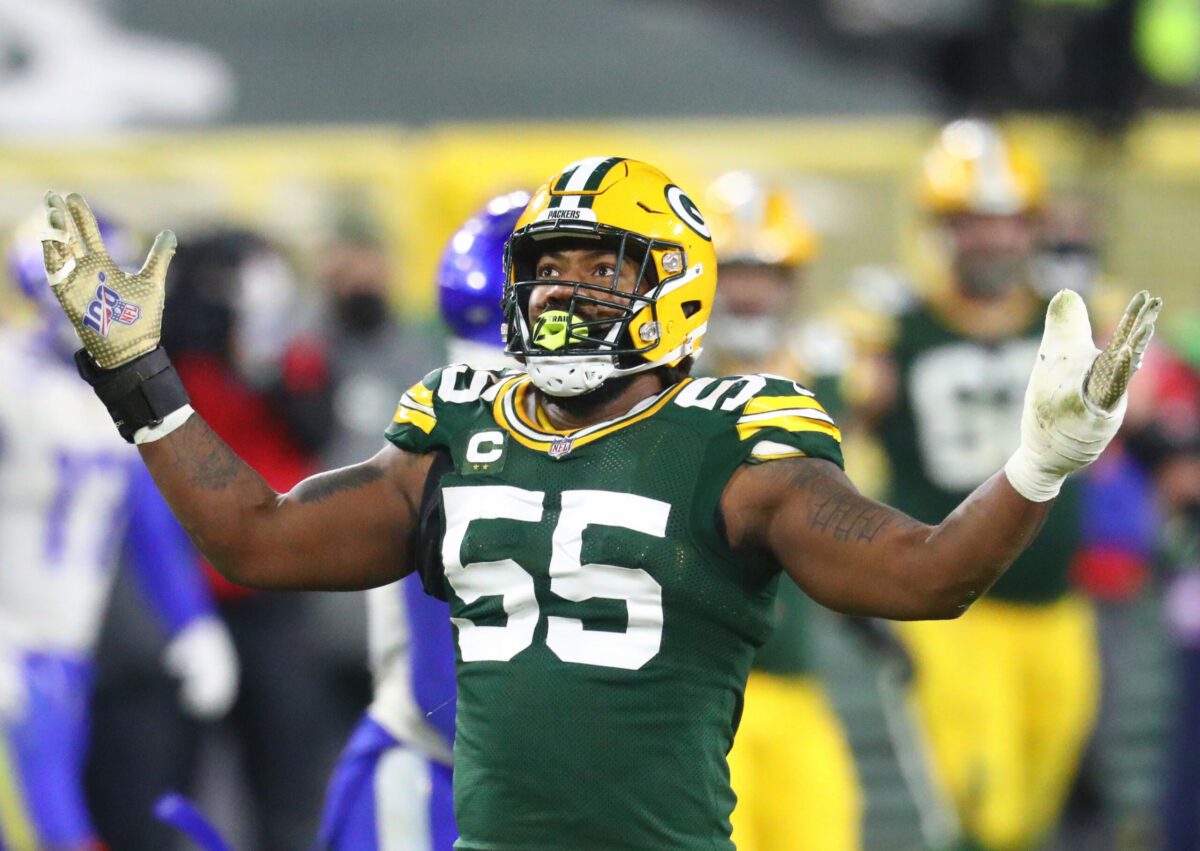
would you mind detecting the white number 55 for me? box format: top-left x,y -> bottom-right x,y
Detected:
441,486 -> 669,671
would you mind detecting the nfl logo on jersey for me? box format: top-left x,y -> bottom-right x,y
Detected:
548,436 -> 574,459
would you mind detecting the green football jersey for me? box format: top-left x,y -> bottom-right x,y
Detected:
386,365 -> 843,850
879,303 -> 1081,603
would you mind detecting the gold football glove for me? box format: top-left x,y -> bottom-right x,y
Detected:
41,192 -> 176,369
1005,288 -> 1162,502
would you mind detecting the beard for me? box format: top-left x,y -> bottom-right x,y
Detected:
954,254 -> 1029,299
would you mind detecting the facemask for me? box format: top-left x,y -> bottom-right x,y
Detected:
954,254 -> 1028,299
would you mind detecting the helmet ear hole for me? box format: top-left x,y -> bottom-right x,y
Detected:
681,300 -> 702,318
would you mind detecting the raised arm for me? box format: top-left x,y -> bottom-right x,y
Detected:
39,190 -> 430,590
723,457 -> 1047,619
723,288 -> 1161,620
140,421 -> 432,590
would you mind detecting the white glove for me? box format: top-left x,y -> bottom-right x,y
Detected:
1005,289 -> 1161,502
0,646 -> 27,724
163,617 -> 239,721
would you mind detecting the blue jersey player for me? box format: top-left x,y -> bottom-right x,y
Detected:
318,192 -> 525,851
0,218 -> 238,850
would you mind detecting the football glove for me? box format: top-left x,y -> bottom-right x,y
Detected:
41,191 -> 176,369
163,617 -> 239,721
1005,289 -> 1161,502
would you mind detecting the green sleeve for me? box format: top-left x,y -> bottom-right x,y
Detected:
736,376 -> 844,469
384,368 -> 444,454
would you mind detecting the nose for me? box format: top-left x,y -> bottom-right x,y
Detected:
528,281 -> 577,317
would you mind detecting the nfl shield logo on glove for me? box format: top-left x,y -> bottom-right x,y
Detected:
82,272 -> 141,338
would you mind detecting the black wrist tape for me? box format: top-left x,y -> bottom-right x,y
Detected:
75,347 -> 190,443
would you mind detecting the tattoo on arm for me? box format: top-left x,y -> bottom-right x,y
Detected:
293,464 -> 386,504
810,491 -> 894,542
170,416 -> 245,491
763,459 -> 923,544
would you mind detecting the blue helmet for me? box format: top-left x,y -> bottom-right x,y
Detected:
6,209 -> 138,356
437,190 -> 530,347
7,209 -> 137,319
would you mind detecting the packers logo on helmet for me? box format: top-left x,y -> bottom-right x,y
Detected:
503,157 -> 717,397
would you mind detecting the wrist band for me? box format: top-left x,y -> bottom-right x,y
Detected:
75,347 -> 190,443
134,404 -> 195,444
1003,447 -> 1064,503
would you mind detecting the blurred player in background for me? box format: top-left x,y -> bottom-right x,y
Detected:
858,119 -> 1097,850
319,191 -> 524,851
0,217 -> 238,850
320,205 -> 447,470
1031,196 -> 1164,845
702,172 -> 864,851
1121,317 -> 1200,851
160,230 -> 340,851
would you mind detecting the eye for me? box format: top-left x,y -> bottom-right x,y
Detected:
593,263 -> 616,279
536,263 -> 560,279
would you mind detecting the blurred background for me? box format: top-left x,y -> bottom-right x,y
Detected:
1,0 -> 1199,849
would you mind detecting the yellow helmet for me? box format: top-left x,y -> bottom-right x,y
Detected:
917,120 -> 1046,216
704,171 -> 818,267
504,156 -> 717,396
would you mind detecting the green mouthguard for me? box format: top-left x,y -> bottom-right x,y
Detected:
532,310 -> 585,351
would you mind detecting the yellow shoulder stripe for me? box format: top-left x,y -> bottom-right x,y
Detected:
742,395 -> 828,417
406,383 -> 435,408
393,403 -> 436,434
392,381 -> 438,434
738,415 -> 841,443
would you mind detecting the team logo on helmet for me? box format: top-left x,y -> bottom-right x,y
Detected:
664,185 -> 711,241
82,272 -> 141,337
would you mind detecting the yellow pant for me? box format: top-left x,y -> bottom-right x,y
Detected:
900,596 -> 1100,850
728,672 -> 861,851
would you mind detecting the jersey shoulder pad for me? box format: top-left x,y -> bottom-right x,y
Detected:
385,363 -> 514,453
716,373 -> 844,468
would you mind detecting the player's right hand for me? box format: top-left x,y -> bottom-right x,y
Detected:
1005,288 -> 1161,502
163,617 -> 240,721
41,192 -> 176,369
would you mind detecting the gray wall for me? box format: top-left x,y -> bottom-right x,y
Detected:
115,0 -> 940,124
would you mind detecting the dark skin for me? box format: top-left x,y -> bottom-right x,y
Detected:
140,248 -> 1051,617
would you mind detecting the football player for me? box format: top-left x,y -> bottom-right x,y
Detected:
702,171 -> 863,851
858,120 -> 1108,849
319,191 -> 525,851
39,155 -> 1156,850
0,216 -> 237,850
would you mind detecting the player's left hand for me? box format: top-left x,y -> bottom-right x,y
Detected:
163,617 -> 240,721
1005,289 -> 1161,502
41,191 -> 176,369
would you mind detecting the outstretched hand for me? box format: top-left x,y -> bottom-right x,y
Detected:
1005,288 -> 1162,502
41,191 -> 176,369
1084,289 -> 1161,412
